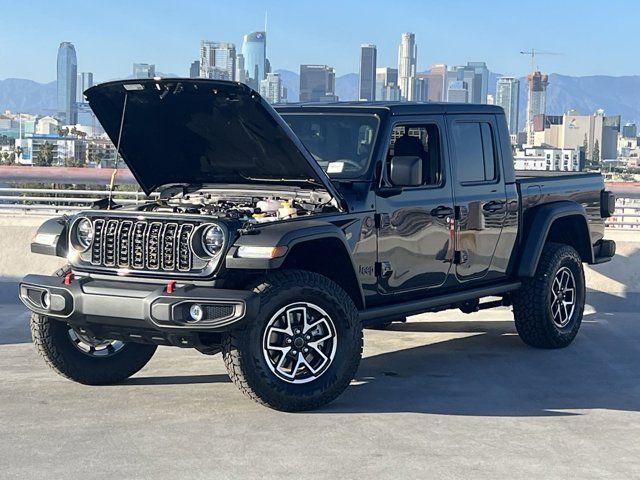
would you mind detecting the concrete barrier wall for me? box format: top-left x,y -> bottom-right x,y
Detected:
0,216 -> 66,279
0,214 -> 636,296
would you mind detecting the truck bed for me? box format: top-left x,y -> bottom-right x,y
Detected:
515,170 -> 606,245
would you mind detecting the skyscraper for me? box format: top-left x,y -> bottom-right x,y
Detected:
199,41 -> 236,80
423,64 -> 446,102
236,54 -> 247,84
447,80 -> 468,103
359,44 -> 377,101
299,65 -> 337,103
467,61 -> 489,104
242,31 -> 267,89
260,73 -> 286,104
414,77 -> 429,102
397,33 -> 417,101
57,42 -> 77,124
375,67 -> 400,101
526,71 -> 549,144
133,63 -> 156,78
189,60 -> 200,78
495,77 -> 520,134
76,72 -> 93,103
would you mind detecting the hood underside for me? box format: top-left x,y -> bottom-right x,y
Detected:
84,79 -> 341,201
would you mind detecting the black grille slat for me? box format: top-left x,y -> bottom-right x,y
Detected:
91,219 -> 105,265
132,221 -> 147,269
87,217 -> 198,273
161,223 -> 178,271
146,222 -> 162,270
103,220 -> 118,267
117,221 -> 133,267
177,224 -> 194,271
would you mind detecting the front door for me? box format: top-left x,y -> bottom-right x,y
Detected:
376,116 -> 455,296
447,115 -> 507,282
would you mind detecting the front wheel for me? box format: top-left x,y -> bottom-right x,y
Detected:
30,314 -> 157,385
512,242 -> 586,348
222,270 -> 363,411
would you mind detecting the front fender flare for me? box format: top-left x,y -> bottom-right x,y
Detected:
31,216 -> 68,258
225,219 -> 355,270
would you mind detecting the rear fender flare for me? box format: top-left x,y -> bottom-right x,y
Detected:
517,201 -> 594,277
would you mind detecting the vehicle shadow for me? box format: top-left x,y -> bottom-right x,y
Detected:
122,374 -> 231,385
323,313 -> 640,416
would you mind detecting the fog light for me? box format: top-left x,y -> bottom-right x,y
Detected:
189,304 -> 204,322
41,291 -> 51,309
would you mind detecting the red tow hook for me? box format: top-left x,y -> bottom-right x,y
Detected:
166,280 -> 176,294
64,272 -> 74,285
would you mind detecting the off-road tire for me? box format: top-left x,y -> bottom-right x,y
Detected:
222,270 -> 363,412
513,243 -> 585,348
30,266 -> 157,385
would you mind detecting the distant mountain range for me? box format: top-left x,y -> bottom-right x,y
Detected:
2,72 -> 640,126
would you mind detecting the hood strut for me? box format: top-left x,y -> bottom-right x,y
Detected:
107,92 -> 129,210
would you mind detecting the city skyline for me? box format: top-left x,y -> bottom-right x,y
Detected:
2,0 -> 638,84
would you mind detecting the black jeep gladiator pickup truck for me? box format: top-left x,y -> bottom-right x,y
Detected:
19,79 -> 616,411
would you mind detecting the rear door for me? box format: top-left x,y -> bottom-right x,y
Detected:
447,114 -> 507,282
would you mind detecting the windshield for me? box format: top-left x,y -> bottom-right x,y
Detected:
282,114 -> 379,178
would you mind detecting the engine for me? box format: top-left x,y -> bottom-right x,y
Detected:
140,191 -> 333,224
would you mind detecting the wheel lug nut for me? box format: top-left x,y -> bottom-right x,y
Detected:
303,348 -> 309,353
295,329 -> 301,334
292,350 -> 297,355
305,335 -> 311,340
286,338 -> 292,344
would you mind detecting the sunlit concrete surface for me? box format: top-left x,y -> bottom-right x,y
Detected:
1,221 -> 639,479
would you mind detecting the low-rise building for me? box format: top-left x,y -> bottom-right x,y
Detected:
514,146 -> 582,171
35,116 -> 60,135
14,134 -> 86,166
532,110 -> 620,161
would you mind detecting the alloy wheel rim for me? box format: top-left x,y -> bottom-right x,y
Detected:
262,302 -> 337,384
551,266 -> 577,328
67,328 -> 125,357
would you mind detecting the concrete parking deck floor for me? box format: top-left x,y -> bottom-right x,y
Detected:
1,226 -> 638,479
1,294 -> 639,479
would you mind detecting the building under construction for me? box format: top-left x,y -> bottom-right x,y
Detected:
526,71 -> 549,144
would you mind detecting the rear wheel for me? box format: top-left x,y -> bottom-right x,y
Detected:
513,243 -> 585,348
222,270 -> 363,411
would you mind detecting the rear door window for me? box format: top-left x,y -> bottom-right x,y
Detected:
452,121 -> 497,184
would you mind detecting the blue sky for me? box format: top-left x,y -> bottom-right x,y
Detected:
1,0 -> 637,83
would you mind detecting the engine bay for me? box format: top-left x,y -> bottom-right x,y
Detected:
136,188 -> 338,224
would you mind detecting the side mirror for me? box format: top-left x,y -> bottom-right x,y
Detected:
390,156 -> 422,187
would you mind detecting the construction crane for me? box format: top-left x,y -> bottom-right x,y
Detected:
520,49 -> 562,74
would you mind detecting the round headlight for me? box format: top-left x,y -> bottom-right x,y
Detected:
75,218 -> 94,250
202,224 -> 225,257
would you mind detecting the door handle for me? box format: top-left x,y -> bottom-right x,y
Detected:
430,206 -> 454,219
482,201 -> 505,212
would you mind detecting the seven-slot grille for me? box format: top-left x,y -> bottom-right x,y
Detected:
89,218 -> 197,272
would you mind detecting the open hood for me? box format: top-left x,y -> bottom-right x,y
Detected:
84,78 -> 343,204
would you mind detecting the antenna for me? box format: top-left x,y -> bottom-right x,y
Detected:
264,10 -> 268,33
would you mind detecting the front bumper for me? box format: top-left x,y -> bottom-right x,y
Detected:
19,274 -> 259,334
